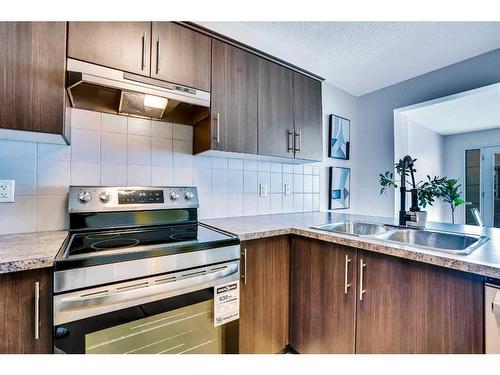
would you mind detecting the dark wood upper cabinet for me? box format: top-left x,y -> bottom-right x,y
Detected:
239,236 -> 289,354
292,72 -> 323,161
68,22 -> 151,76
355,250 -> 484,354
151,22 -> 211,91
0,268 -> 53,354
210,39 -> 258,154
0,22 -> 67,136
290,237 -> 357,353
257,59 -> 295,158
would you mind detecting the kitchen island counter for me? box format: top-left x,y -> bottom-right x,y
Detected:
202,211 -> 500,279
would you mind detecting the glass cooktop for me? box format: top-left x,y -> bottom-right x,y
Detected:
56,224 -> 239,270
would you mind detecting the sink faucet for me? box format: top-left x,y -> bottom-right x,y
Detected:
399,155 -> 425,227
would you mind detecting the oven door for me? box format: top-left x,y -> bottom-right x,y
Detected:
54,261 -> 239,354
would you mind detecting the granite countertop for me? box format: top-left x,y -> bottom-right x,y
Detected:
201,211 -> 500,279
0,231 -> 68,274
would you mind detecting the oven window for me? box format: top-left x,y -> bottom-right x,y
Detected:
85,300 -> 222,354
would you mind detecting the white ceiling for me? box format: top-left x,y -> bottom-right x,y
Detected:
402,83 -> 500,135
198,22 -> 500,96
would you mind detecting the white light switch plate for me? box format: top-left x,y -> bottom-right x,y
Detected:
259,184 -> 268,197
0,180 -> 15,203
284,183 -> 292,196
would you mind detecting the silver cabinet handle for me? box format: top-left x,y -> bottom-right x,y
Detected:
241,248 -> 247,285
141,32 -> 146,70
359,259 -> 366,301
344,254 -> 352,294
156,38 -> 161,74
34,281 -> 40,340
287,130 -> 294,153
214,113 -> 220,144
294,130 -> 301,153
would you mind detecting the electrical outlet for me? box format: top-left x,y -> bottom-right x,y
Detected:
0,180 -> 15,203
259,184 -> 268,197
284,183 -> 292,196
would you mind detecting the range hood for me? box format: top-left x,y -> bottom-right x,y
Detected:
66,58 -> 210,126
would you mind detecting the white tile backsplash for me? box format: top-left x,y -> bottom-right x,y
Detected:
227,194 -> 244,217
71,161 -> 100,185
0,109 -> 324,233
101,132 -> 127,164
128,117 -> 151,136
37,160 -> 70,195
228,170 -> 244,193
36,195 -> 69,232
212,169 -> 228,194
71,109 -> 101,131
257,195 -> 271,215
70,128 -> 101,162
243,170 -> 258,194
127,164 -> 151,186
127,135 -> 151,165
0,196 -> 36,235
211,194 -> 228,218
100,163 -> 127,186
151,138 -> 173,166
151,121 -> 172,139
151,166 -> 173,186
102,113 -> 127,133
1,157 -> 37,196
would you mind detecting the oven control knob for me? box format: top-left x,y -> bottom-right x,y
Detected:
184,191 -> 194,200
99,191 -> 111,203
170,191 -> 180,201
77,191 -> 91,204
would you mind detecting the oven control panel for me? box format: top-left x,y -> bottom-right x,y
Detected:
69,186 -> 199,213
118,189 -> 164,204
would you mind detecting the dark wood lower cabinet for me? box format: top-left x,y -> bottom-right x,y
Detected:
244,236 -> 484,354
290,236 -> 357,353
355,249 -> 484,353
0,268 -> 53,354
239,236 -> 289,354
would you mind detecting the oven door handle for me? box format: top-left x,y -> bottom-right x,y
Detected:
58,263 -> 238,311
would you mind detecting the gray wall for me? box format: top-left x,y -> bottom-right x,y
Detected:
357,48 -> 500,218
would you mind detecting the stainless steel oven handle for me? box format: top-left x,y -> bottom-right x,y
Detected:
59,263 -> 238,311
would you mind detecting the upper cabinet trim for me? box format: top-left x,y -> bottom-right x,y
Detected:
178,22 -> 325,83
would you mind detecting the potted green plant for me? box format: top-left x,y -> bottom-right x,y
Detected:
439,178 -> 466,224
379,158 -> 446,209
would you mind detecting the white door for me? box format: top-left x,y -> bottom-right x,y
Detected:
481,146 -> 500,228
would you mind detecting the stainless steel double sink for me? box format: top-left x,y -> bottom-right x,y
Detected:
311,221 -> 488,255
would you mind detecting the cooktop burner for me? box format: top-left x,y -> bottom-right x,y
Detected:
67,224 -> 199,256
56,223 -> 239,271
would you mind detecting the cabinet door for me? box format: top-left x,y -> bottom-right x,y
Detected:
292,72 -> 323,161
257,58 -> 295,158
355,250 -> 484,353
0,268 -> 52,353
151,22 -> 211,91
290,237 -> 357,353
239,236 -> 289,353
68,22 -> 151,76
0,22 -> 66,134
211,40 -> 258,154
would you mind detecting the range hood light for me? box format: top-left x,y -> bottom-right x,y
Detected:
144,95 -> 168,109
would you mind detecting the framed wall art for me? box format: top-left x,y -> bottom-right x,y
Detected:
329,114 -> 350,160
329,166 -> 350,210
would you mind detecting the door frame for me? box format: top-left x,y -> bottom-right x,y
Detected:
481,145 -> 500,227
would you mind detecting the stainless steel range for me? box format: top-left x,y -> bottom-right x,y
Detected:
53,186 -> 240,354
